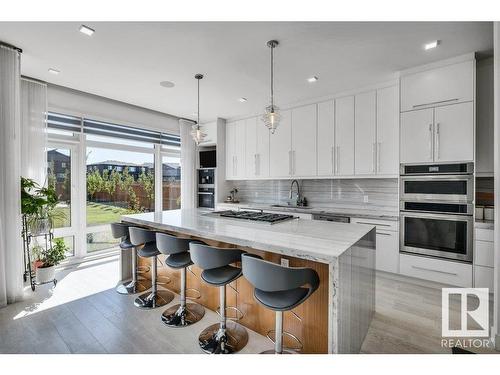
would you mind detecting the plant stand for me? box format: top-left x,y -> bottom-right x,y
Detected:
22,215 -> 57,291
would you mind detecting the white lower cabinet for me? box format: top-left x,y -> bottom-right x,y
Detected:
473,228 -> 494,292
474,266 -> 494,292
399,254 -> 472,287
351,217 -> 399,273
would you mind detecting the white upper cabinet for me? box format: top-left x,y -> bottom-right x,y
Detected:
225,121 -> 236,179
317,100 -> 335,176
354,91 -> 377,175
245,116 -> 270,179
269,109 -> 292,177
225,120 -> 246,179
376,85 -> 399,175
335,96 -> 355,176
400,60 -> 474,112
476,58 -> 494,175
434,102 -> 474,162
255,118 -> 270,178
292,104 -> 317,177
245,117 -> 258,179
400,109 -> 434,164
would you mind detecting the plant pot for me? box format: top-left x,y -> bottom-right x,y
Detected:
29,217 -> 51,235
36,265 -> 55,284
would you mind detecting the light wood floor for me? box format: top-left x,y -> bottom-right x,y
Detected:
0,256 -> 496,354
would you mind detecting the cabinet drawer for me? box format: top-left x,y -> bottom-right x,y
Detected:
474,240 -> 494,267
400,254 -> 472,287
475,228 -> 493,242
376,230 -> 399,273
474,265 -> 494,292
351,217 -> 398,232
400,60 -> 474,112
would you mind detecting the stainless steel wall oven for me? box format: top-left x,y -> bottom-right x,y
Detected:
400,163 -> 474,263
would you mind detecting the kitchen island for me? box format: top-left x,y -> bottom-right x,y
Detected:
121,209 -> 376,354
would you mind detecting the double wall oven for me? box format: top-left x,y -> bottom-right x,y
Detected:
400,163 -> 474,263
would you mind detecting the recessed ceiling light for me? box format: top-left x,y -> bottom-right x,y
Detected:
424,40 -> 440,50
48,68 -> 60,75
307,76 -> 319,83
238,97 -> 248,103
79,25 -> 95,36
160,81 -> 175,88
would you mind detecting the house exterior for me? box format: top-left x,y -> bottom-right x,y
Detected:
47,149 -> 70,183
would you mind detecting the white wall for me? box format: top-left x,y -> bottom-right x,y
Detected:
494,22 -> 500,349
47,84 -> 180,135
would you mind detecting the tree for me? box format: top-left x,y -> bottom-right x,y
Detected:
110,168 -> 121,203
138,169 -> 154,210
86,168 -> 102,201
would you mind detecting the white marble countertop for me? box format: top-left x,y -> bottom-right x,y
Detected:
217,202 -> 399,221
121,209 -> 374,263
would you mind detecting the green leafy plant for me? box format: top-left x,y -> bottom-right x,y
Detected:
21,177 -> 66,233
38,238 -> 67,268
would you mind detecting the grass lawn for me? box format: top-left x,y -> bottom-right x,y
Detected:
52,202 -> 135,228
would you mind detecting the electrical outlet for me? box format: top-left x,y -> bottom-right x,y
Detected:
281,258 -> 289,267
363,195 -> 369,203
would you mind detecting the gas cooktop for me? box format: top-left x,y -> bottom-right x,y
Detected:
211,210 -> 297,224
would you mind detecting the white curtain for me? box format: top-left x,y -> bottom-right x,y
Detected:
21,78 -> 47,185
0,45 -> 23,307
180,119 -> 197,209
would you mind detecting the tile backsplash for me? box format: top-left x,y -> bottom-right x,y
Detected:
229,178 -> 399,213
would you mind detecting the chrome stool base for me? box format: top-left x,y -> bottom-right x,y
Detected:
161,303 -> 205,327
260,349 -> 295,354
198,321 -> 248,354
134,289 -> 174,309
116,279 -> 151,295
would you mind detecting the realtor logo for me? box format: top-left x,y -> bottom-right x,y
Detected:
442,288 -> 489,337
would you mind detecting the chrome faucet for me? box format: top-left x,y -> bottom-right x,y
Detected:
289,179 -> 305,206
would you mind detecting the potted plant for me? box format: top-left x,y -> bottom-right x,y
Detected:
35,237 -> 67,284
21,177 -> 64,234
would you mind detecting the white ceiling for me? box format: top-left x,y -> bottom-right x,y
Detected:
0,22 -> 493,123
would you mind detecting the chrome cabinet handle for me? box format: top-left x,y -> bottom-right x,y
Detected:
411,265 -> 458,276
428,123 -> 433,160
197,192 -> 214,195
372,142 -> 376,173
356,221 -> 391,227
288,150 -> 292,175
336,146 -> 340,174
254,154 -> 258,176
377,142 -> 381,173
412,98 -> 459,108
436,123 -> 440,160
293,150 -> 296,175
331,146 -> 334,174
376,232 -> 391,236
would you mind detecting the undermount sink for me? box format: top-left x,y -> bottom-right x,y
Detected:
270,204 -> 312,210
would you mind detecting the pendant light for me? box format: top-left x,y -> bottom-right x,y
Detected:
191,73 -> 207,145
262,40 -> 280,134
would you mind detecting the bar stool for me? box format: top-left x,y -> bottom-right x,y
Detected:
129,227 -> 174,309
241,253 -> 319,354
110,222 -> 151,294
189,243 -> 248,354
155,233 -> 206,327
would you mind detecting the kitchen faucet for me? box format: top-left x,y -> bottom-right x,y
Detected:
289,179 -> 306,206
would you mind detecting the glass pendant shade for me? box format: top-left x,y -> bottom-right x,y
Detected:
262,104 -> 281,134
191,73 -> 206,145
262,40 -> 280,134
190,124 -> 207,145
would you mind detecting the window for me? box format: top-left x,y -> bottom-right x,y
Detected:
162,154 -> 181,210
47,111 -> 180,258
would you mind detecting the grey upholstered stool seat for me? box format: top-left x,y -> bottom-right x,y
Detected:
155,233 -> 206,328
189,243 -> 248,354
110,222 -> 151,295
129,227 -> 174,309
241,253 -> 319,354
